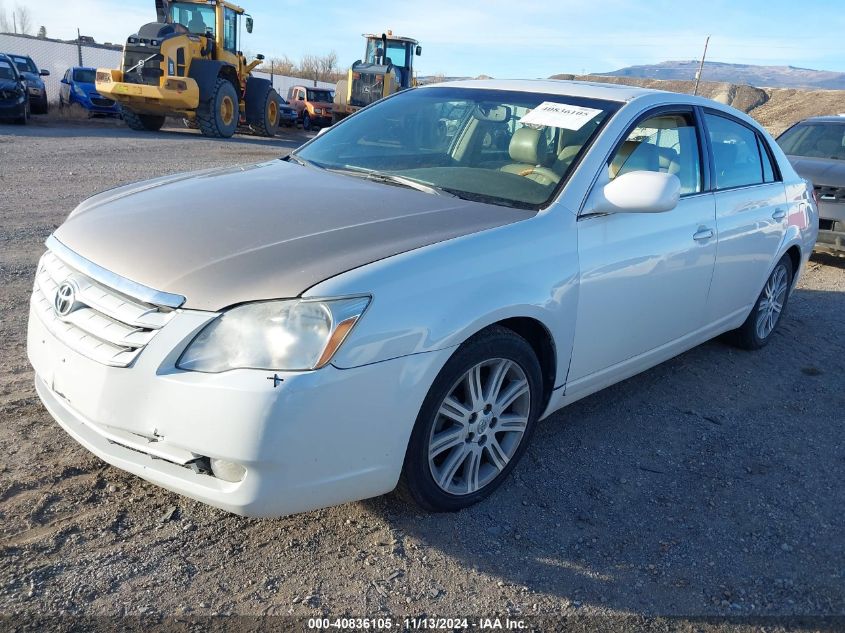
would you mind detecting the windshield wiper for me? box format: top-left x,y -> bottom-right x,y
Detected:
285,154 -> 315,168
325,167 -> 455,197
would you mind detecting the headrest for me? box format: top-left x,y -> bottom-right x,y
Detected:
509,126 -> 551,166
611,140 -> 660,178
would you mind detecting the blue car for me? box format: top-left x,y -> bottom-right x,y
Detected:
59,66 -> 121,116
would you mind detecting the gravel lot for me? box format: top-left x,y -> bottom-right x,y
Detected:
0,118 -> 843,626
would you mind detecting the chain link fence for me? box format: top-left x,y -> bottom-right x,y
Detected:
0,33 -> 333,106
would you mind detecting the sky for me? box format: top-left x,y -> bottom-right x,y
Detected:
14,0 -> 845,78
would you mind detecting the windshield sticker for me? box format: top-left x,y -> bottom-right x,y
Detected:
519,102 -> 604,130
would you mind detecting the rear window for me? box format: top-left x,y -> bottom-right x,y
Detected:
73,68 -> 96,84
777,123 -> 845,161
11,56 -> 37,73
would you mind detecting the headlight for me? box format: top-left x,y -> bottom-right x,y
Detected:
177,297 -> 370,373
313,107 -> 322,114
73,84 -> 86,98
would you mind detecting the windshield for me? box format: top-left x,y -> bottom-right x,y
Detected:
778,123 -> 845,161
0,60 -> 16,81
11,56 -> 37,74
294,87 -> 619,209
307,89 -> 333,102
365,39 -> 410,67
73,68 -> 96,84
170,2 -> 216,35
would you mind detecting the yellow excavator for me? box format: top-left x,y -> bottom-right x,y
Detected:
96,0 -> 281,138
333,31 -> 421,124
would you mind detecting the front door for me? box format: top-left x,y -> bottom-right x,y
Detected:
568,109 -> 717,383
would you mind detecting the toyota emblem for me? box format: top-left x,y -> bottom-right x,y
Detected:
54,281 -> 77,317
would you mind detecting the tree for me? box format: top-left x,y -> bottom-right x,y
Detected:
37,24 -> 46,38
261,55 -> 296,77
318,51 -> 338,83
0,3 -> 10,32
14,4 -> 32,35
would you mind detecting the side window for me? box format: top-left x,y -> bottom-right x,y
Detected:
223,8 -> 237,52
705,113 -> 765,190
609,112 -> 702,195
757,136 -> 777,183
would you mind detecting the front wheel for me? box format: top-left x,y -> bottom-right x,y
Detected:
122,108 -> 165,131
196,78 -> 239,138
727,255 -> 794,350
398,326 -> 542,512
302,113 -> 312,131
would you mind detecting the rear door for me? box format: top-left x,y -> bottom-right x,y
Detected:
702,111 -> 788,323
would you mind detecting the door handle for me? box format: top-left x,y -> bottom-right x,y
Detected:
772,208 -> 787,221
693,227 -> 714,242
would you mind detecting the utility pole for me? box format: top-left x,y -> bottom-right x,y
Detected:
77,28 -> 83,66
693,35 -> 710,96
12,12 -> 16,34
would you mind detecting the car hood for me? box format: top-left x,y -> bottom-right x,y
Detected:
53,160 -> 532,311
19,71 -> 43,86
786,155 -> 845,186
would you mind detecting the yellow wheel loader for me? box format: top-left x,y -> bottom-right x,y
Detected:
96,0 -> 281,138
333,31 -> 421,124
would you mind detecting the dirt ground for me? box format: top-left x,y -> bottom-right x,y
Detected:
0,118 -> 843,627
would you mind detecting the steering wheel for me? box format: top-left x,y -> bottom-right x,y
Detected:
517,166 -> 560,186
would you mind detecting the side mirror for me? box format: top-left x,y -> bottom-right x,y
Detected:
415,45 -> 422,56
60,78 -> 69,84
40,69 -> 50,76
589,171 -> 680,215
256,53 -> 265,61
245,16 -> 254,33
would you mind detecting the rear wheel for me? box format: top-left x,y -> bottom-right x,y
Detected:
302,113 -> 312,131
196,78 -> 239,138
122,108 -> 165,131
727,254 -> 794,350
254,88 -> 281,136
398,326 -> 542,512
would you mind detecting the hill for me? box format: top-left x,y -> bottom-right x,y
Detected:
595,60 -> 845,90
548,74 -> 845,135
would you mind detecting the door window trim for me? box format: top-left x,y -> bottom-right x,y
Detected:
578,104 -> 710,219
699,107 -> 783,193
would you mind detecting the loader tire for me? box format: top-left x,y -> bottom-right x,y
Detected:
249,85 -> 281,137
122,108 -> 165,131
197,78 -> 239,138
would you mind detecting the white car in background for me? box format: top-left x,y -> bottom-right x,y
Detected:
28,80 -> 818,517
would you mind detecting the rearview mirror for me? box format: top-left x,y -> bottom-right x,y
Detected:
415,45 -> 422,56
590,171 -> 680,214
473,104 -> 511,122
40,69 -> 50,77
245,16 -> 254,33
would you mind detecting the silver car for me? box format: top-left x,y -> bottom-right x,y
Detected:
777,115 -> 845,255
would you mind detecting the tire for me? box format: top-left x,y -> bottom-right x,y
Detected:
251,87 -> 281,137
122,108 -> 165,131
726,254 -> 794,350
398,326 -> 543,512
196,78 -> 239,138
31,96 -> 48,115
15,100 -> 29,125
302,113 -> 312,131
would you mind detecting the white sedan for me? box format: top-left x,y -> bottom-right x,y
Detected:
28,80 -> 818,517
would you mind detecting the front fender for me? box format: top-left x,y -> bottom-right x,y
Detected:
305,210 -> 579,385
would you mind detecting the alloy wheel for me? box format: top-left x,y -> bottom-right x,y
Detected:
756,263 -> 789,340
428,358 -> 530,496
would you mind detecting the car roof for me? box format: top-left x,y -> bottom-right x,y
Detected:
792,115 -> 845,124
6,53 -> 32,60
421,78 -> 664,103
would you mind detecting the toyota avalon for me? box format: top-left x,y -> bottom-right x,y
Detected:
28,80 -> 818,517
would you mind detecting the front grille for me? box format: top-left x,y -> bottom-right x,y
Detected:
350,75 -> 384,108
122,46 -> 163,86
32,250 -> 174,367
815,184 -> 845,203
90,96 -> 115,107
